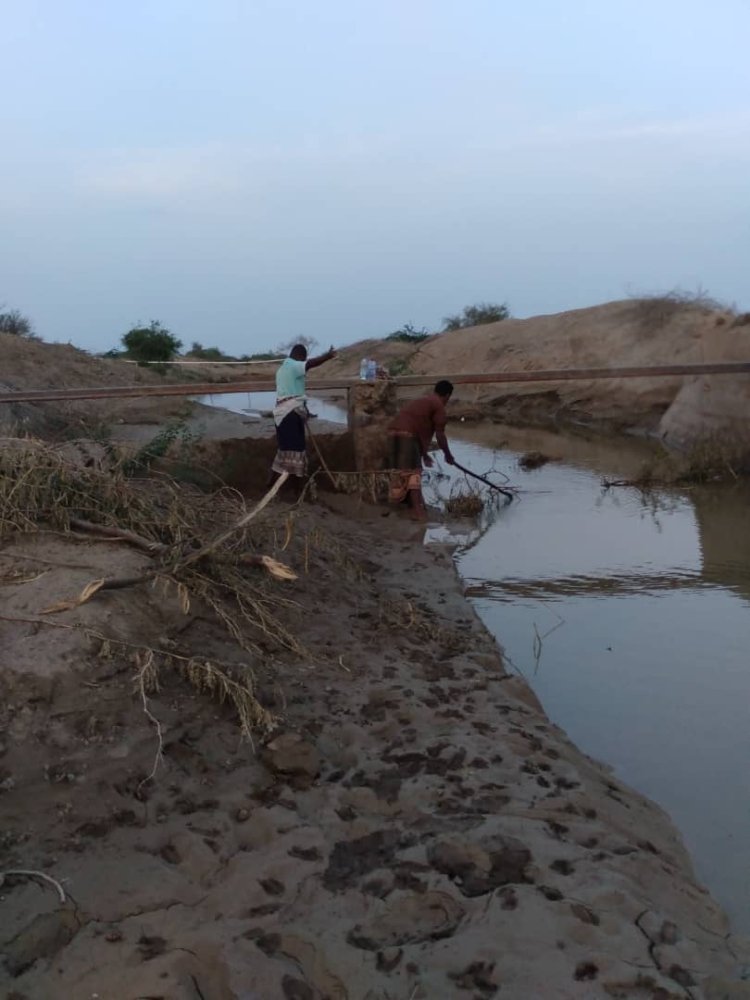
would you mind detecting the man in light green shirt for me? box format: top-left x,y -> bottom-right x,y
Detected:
271,343 -> 336,481
275,354 -> 307,400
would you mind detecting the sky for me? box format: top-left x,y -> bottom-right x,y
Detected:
2,0 -> 749,354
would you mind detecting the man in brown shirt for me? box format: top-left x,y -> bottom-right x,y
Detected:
388,380 -> 455,519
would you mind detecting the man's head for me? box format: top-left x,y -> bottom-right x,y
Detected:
289,344 -> 308,361
434,379 -> 454,401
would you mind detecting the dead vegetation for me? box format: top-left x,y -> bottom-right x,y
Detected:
444,490 -> 485,517
627,288 -> 728,335
328,470 -> 392,503
0,439 -> 308,744
603,435 -> 750,490
377,595 -> 464,652
440,458 -> 517,517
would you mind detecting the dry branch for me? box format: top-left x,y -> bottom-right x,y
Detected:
0,868 -> 67,903
177,471 -> 289,569
39,474 -> 294,613
69,517 -> 165,553
136,650 -> 165,789
307,427 -> 338,489
71,518 -> 295,578
0,442 -> 303,684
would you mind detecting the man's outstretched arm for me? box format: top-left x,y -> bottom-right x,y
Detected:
306,346 -> 336,371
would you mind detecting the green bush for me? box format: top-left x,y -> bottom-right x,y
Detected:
386,323 -> 430,343
387,357 -> 413,376
122,418 -> 202,476
0,308 -> 36,338
442,302 -> 510,331
121,321 -> 182,365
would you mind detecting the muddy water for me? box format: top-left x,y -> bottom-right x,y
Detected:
428,424 -> 750,934
197,390 -> 346,426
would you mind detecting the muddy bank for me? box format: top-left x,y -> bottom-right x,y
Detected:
109,400 -> 343,444
109,402 -> 352,492
0,460 -> 748,998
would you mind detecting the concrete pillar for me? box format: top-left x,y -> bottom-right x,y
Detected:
347,381 -> 398,471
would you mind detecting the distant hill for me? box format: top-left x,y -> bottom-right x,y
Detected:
0,333 -> 195,436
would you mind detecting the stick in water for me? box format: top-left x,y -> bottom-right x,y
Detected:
452,460 -> 515,502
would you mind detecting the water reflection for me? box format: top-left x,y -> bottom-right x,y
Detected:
430,426 -> 750,934
695,485 -> 750,602
197,391 -> 347,426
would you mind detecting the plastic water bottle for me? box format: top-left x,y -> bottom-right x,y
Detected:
359,358 -> 369,381
367,359 -> 377,381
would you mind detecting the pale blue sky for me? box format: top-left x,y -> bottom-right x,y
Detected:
2,0 -> 749,353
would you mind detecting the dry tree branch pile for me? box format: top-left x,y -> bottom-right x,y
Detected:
0,440 -> 303,740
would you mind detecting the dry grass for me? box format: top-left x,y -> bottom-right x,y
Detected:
378,595 -> 464,652
138,646 -> 275,744
672,437 -> 749,482
604,435 -> 750,489
442,470 -> 507,518
0,439 -> 305,736
627,288 -> 727,334
444,491 -> 485,517
329,470 -> 392,503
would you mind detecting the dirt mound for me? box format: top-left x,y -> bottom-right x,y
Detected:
0,333 -> 145,392
0,334 -> 199,438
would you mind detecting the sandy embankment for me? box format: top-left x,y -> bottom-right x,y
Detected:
316,301 -> 750,452
0,434 -> 748,999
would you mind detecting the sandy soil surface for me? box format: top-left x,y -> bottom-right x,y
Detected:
316,300 -> 750,436
0,332 -> 205,436
110,401 -> 342,445
1,466 -> 748,998
1,334 -> 749,997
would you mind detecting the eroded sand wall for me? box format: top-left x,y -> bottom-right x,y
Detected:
347,381 -> 398,471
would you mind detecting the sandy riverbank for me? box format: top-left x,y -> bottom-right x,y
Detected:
1,442 -> 748,998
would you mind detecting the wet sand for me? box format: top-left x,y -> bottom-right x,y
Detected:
0,445 -> 748,997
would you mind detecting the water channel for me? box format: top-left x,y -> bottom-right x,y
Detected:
207,392 -> 750,933
438,423 -> 750,935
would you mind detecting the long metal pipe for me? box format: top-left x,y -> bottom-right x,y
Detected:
0,361 -> 748,405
